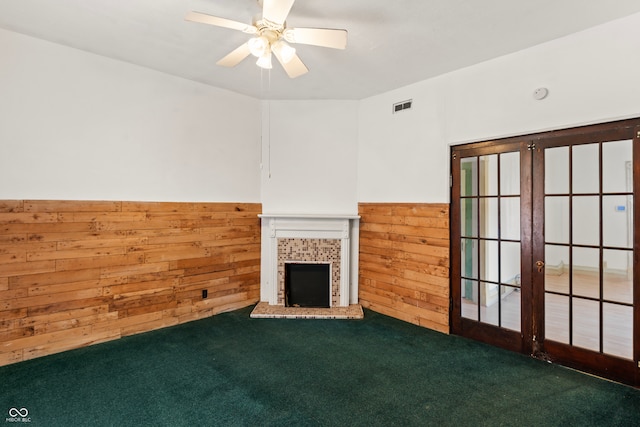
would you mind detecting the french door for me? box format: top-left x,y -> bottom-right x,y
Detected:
451,119 -> 640,386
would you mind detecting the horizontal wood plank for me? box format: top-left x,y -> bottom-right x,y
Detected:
0,201 -> 24,213
24,200 -> 121,213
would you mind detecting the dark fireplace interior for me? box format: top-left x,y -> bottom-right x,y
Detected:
285,263 -> 330,308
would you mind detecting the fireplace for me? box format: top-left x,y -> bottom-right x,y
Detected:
285,263 -> 330,308
251,214 -> 362,319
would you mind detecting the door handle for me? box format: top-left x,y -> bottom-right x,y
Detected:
536,260 -> 545,273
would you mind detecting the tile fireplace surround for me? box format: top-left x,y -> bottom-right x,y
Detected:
251,214 -> 362,319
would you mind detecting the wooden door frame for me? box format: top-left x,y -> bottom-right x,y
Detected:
530,121 -> 640,385
450,117 -> 640,387
450,139 -> 533,354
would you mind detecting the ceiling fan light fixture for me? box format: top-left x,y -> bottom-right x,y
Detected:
248,36 -> 269,57
256,52 -> 273,69
272,40 -> 296,64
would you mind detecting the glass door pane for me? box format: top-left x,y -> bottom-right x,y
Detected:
543,140 -> 633,360
459,152 -> 521,332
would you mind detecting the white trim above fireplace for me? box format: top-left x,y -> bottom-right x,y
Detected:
259,214 -> 360,307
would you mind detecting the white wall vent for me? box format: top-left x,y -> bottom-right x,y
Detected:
392,99 -> 412,113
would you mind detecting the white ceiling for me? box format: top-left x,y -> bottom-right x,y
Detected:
2,1 -> 640,100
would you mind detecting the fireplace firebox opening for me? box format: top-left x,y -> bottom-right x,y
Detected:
285,263 -> 331,308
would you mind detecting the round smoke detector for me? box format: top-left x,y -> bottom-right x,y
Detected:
533,87 -> 549,100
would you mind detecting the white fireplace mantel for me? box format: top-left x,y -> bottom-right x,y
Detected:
259,214 -> 360,307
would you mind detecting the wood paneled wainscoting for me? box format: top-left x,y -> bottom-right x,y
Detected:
358,203 -> 450,333
0,200 -> 261,366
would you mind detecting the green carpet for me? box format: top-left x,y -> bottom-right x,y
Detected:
1,306 -> 639,426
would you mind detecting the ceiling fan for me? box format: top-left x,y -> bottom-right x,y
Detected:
185,0 -> 347,78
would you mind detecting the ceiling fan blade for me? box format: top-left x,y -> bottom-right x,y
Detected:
262,0 -> 296,26
185,11 -> 257,34
273,49 -> 308,79
216,43 -> 252,67
284,28 -> 347,49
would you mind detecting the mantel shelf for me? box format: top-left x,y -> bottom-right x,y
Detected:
259,213 -> 361,220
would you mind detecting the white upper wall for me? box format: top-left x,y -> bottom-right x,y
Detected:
3,12 -> 640,209
358,12 -> 640,203
260,100 -> 358,214
0,28 -> 261,202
